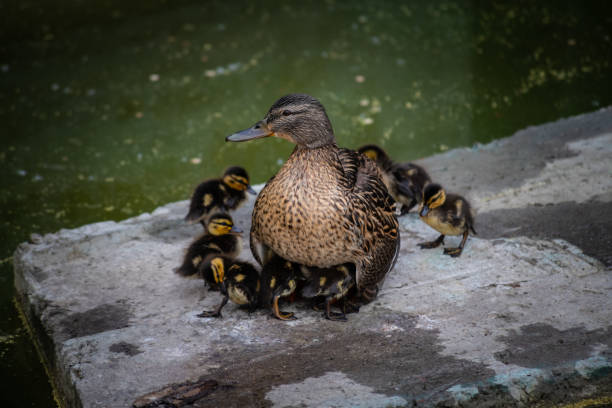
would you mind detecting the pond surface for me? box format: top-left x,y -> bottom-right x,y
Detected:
1,0 -> 610,405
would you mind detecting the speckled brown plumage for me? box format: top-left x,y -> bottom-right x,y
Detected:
227,94 -> 400,300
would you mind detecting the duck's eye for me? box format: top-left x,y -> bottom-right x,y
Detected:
281,110 -> 292,116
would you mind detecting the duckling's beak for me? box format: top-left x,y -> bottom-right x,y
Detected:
246,185 -> 257,195
230,225 -> 243,234
419,206 -> 429,217
226,120 -> 273,142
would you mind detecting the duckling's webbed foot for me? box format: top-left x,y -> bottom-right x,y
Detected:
443,230 -> 469,257
311,299 -> 325,312
197,296 -> 228,318
443,247 -> 463,257
324,300 -> 347,322
272,296 -> 297,321
197,310 -> 222,318
418,234 -> 445,249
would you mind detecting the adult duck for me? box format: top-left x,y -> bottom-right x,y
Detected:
226,94 -> 399,304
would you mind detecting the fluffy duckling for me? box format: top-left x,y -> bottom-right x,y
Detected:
174,213 -> 242,287
300,263 -> 355,321
418,183 -> 476,257
358,144 -> 431,215
185,166 -> 256,226
197,255 -> 260,318
260,256 -> 301,321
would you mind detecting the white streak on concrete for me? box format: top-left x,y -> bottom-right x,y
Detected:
265,371 -> 407,408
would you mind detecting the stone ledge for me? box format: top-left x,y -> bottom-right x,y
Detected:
14,107 -> 612,407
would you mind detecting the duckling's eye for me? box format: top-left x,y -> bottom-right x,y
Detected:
281,110 -> 292,116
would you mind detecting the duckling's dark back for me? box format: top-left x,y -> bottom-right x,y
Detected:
185,179 -> 226,223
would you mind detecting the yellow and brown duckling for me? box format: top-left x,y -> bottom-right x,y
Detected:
300,263 -> 355,321
358,144 -> 431,215
174,213 -> 242,287
197,255 -> 260,318
226,94 -> 399,307
185,166 -> 256,227
418,183 -> 476,257
260,255 -> 301,321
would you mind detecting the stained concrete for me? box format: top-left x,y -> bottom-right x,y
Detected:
13,107 -> 612,407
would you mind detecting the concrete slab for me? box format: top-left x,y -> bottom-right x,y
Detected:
14,107 -> 612,408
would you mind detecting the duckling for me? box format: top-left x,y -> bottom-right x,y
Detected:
226,94 -> 399,307
260,255 -> 301,321
418,183 -> 476,257
300,263 -> 355,321
197,255 -> 260,318
358,144 -> 431,215
174,213 -> 242,288
185,166 -> 256,226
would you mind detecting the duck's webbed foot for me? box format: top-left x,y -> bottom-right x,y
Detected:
418,234 -> 445,249
272,296 -> 297,321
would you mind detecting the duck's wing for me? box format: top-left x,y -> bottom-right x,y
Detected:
336,148 -> 400,290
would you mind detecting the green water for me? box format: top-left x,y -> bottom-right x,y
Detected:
1,0 -> 610,405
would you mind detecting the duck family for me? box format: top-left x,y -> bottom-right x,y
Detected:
175,93 -> 476,321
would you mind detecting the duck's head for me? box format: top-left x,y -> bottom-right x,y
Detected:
222,166 -> 256,194
226,94 -> 335,149
357,144 -> 392,168
419,183 -> 446,217
207,213 -> 242,236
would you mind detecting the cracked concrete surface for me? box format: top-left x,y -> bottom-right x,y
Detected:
13,107 -> 612,407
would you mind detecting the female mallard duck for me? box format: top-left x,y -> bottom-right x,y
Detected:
185,166 -> 256,226
197,255 -> 260,318
358,144 -> 431,215
418,183 -> 476,257
226,94 -> 399,306
300,263 -> 355,321
260,255 -> 301,321
174,213 -> 242,288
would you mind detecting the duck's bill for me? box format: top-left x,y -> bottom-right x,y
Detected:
226,121 -> 273,142
246,185 -> 257,195
419,206 -> 429,217
230,225 -> 243,233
